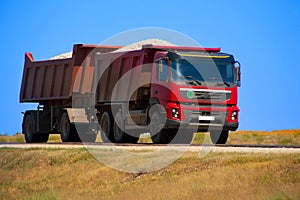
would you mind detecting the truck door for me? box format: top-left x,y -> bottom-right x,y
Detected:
151,56 -> 170,108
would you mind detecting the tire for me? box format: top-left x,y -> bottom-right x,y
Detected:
149,111 -> 193,144
151,129 -> 175,144
23,113 -> 36,143
60,112 -> 80,142
113,112 -> 139,143
37,134 -> 50,143
149,111 -> 162,143
210,130 -> 229,144
149,111 -> 172,144
170,130 -> 194,144
99,111 -> 115,143
23,112 -> 49,143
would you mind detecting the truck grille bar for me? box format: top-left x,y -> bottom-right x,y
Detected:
180,88 -> 231,102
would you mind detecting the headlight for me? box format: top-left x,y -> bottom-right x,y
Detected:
231,111 -> 238,120
171,108 -> 180,119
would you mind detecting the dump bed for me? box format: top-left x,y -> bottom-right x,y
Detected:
95,48 -> 157,103
20,44 -> 121,103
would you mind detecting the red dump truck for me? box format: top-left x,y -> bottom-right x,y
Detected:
20,44 -> 241,144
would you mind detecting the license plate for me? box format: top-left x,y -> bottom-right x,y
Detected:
199,116 -> 215,121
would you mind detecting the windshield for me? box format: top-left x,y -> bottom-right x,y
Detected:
170,57 -> 236,86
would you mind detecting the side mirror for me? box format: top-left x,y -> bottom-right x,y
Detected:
234,61 -> 241,87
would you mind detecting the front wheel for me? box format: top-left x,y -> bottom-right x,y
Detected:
171,130 -> 194,144
151,129 -> 176,144
149,112 -> 175,144
210,130 -> 229,144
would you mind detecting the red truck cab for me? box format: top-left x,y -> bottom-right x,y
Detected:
147,45 -> 241,144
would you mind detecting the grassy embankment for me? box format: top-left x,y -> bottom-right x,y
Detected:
0,130 -> 300,199
0,148 -> 299,200
1,129 -> 300,145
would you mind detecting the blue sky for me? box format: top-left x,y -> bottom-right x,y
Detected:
0,0 -> 299,135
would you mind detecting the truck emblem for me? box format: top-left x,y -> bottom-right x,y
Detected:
187,90 -> 195,99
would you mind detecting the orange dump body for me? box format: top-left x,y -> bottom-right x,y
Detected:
20,44 -> 121,103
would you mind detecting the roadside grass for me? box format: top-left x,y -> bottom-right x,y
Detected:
0,148 -> 299,200
1,129 -> 300,145
192,129 -> 300,145
0,133 -> 25,143
227,129 -> 300,145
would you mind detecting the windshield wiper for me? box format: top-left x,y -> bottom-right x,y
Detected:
216,81 -> 231,87
179,76 -> 202,85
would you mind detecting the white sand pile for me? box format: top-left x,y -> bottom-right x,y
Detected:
50,39 -> 176,59
49,51 -> 72,60
113,38 -> 176,52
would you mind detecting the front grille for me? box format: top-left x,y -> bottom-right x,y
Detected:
181,102 -> 228,108
194,91 -> 230,101
180,89 -> 231,102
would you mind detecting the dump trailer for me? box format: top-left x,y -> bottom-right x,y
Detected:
20,44 -> 241,144
20,44 -> 121,143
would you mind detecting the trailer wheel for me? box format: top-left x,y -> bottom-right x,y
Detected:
37,134 -> 50,143
60,112 -> 80,142
23,112 -> 49,143
113,112 -> 139,143
23,113 -> 37,143
210,130 -> 228,144
99,111 -> 115,143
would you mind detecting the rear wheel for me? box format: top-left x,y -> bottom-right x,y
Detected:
23,114 -> 35,143
23,112 -> 49,143
210,130 -> 228,144
113,112 -> 139,143
60,112 -> 80,142
37,134 -> 49,143
99,111 -> 115,143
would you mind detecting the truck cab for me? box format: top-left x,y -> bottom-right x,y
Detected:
148,46 -> 241,144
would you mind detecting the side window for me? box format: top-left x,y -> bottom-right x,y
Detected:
157,59 -> 168,81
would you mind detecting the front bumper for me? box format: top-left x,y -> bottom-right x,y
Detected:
165,118 -> 239,132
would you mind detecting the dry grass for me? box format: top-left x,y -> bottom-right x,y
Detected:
228,129 -> 300,145
192,129 -> 300,145
0,133 -> 25,143
0,148 -> 299,200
